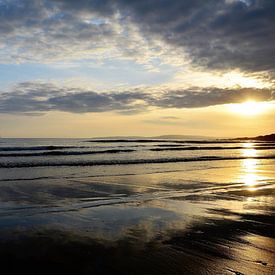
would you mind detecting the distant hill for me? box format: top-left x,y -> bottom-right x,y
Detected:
151,135 -> 212,140
234,133 -> 275,141
90,135 -> 212,140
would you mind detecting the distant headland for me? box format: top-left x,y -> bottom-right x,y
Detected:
234,133 -> 275,141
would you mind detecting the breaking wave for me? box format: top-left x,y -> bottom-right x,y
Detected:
1,155 -> 274,168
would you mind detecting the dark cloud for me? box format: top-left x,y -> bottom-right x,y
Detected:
0,0 -> 122,62
51,0 -> 275,73
0,82 -> 273,114
125,0 -> 275,72
151,87 -> 274,108
0,82 -> 148,114
1,0 -> 274,73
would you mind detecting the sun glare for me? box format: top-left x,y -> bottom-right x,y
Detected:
228,100 -> 272,116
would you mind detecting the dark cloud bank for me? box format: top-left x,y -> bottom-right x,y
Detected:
0,82 -> 273,114
55,0 -> 275,72
1,0 -> 275,73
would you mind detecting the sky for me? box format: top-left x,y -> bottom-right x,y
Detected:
0,0 -> 274,138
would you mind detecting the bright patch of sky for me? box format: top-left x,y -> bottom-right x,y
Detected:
0,58 -> 179,91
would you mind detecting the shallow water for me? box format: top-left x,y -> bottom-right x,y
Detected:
0,138 -> 274,274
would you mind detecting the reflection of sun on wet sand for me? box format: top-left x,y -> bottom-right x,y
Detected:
242,157 -> 259,191
241,144 -> 257,191
0,137 -> 274,274
241,144 -> 272,192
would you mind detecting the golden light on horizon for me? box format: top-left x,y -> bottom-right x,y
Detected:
227,100 -> 273,116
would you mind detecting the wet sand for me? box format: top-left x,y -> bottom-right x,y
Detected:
0,158 -> 274,274
0,210 -> 274,275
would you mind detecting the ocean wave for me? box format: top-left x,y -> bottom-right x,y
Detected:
0,145 -> 88,152
85,139 -> 177,143
0,149 -> 136,157
1,155 -> 274,168
150,146 -> 275,151
85,139 -> 241,144
1,144 -> 274,157
85,139 -> 274,144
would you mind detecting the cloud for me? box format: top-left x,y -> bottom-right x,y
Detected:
0,82 -> 149,114
110,0 -> 275,73
0,0 -> 184,68
0,0 -> 119,62
1,0 -> 274,75
0,82 -> 273,115
150,87 -> 274,108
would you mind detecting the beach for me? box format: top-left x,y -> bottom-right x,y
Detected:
0,138 -> 274,274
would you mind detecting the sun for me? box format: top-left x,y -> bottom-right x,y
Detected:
227,100 -> 272,116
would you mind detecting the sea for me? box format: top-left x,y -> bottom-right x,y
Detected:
0,138 -> 274,274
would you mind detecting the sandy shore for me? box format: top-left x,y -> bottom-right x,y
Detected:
0,159 -> 274,274
0,211 -> 274,274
